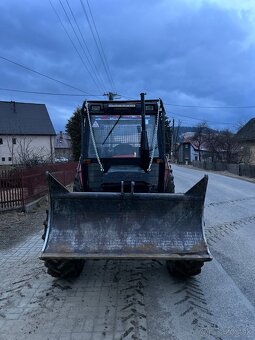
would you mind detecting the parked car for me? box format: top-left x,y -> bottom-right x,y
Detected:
54,157 -> 68,163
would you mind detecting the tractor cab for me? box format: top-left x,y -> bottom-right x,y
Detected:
80,95 -> 167,193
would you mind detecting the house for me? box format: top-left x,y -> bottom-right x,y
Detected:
177,132 -> 211,163
55,131 -> 72,160
236,118 -> 255,164
178,140 -> 209,163
0,101 -> 56,166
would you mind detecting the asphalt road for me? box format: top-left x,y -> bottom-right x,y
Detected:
0,165 -> 255,339
146,164 -> 255,340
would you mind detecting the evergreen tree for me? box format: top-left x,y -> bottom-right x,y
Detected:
65,106 -> 82,161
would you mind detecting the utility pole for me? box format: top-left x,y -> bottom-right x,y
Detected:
104,92 -> 118,101
171,118 -> 175,162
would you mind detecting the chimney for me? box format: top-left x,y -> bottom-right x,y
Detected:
11,101 -> 16,112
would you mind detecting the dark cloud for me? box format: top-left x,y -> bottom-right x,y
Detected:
0,0 -> 254,131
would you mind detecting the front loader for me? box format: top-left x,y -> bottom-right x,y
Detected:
41,94 -> 212,278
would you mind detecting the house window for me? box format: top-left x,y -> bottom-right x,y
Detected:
12,138 -> 16,144
0,138 -> 3,144
2,157 -> 5,162
184,144 -> 189,149
8,157 -> 12,162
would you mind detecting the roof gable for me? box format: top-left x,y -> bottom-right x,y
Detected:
0,101 -> 56,135
185,140 -> 209,151
55,132 -> 72,149
236,118 -> 255,141
181,134 -> 209,151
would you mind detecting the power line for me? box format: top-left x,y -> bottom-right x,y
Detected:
169,116 -> 236,128
164,102 -> 255,109
52,0 -> 102,93
119,94 -> 235,125
80,0 -> 116,91
84,0 -> 115,91
65,0 -> 107,92
0,88 -> 103,96
86,0 -> 116,92
168,111 -> 235,126
120,93 -> 255,109
0,55 -> 89,94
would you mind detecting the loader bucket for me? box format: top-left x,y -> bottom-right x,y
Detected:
41,173 -> 212,261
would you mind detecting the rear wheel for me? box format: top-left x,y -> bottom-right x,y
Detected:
73,176 -> 82,192
44,259 -> 85,279
167,260 -> 204,277
165,175 -> 175,193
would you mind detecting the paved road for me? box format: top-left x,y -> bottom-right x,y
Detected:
0,165 -> 255,339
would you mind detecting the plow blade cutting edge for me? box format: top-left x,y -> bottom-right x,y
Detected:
41,173 -> 212,261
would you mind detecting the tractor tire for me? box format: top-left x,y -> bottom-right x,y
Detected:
44,259 -> 85,279
167,260 -> 204,278
73,177 -> 82,192
165,176 -> 175,193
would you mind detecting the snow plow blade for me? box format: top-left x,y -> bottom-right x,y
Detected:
41,173 -> 211,261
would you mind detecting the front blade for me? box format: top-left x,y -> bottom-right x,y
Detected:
41,174 -> 211,261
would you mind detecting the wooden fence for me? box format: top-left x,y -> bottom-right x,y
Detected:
192,161 -> 255,178
0,162 -> 77,211
0,169 -> 24,210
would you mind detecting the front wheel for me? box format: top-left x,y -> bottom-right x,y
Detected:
44,259 -> 85,279
167,260 -> 204,277
165,176 -> 175,193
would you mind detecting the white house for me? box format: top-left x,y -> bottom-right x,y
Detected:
0,101 -> 56,166
177,132 -> 209,163
55,131 -> 72,160
178,141 -> 207,163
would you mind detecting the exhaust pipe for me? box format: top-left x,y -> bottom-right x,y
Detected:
140,92 -> 150,171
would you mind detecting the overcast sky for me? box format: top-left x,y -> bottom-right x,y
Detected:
0,0 -> 255,132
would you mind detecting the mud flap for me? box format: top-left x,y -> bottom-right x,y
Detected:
41,173 -> 212,261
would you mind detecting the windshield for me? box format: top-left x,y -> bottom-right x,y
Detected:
88,115 -> 159,158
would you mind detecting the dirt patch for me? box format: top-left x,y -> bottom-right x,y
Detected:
0,198 -> 48,251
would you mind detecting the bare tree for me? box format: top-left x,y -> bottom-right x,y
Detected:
215,129 -> 239,163
16,137 -> 51,166
234,120 -> 246,132
204,129 -> 219,161
6,136 -> 51,167
205,129 -> 249,164
191,122 -> 208,161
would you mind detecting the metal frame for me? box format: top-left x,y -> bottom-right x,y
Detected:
80,98 -> 168,192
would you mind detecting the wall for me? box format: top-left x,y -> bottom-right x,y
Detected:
178,143 -> 202,163
238,140 -> 255,164
0,135 -> 55,165
178,143 -> 194,163
190,146 -> 199,162
245,141 -> 255,164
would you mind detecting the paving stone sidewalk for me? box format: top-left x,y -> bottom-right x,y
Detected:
0,199 -> 158,340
